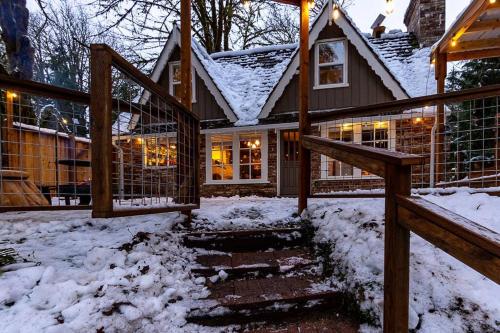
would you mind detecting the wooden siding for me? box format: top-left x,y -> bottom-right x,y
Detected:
271,24 -> 396,116
157,47 -> 228,121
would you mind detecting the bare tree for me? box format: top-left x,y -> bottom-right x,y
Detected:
0,0 -> 34,79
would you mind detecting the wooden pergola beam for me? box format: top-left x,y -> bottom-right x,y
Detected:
447,47 -> 500,61
468,18 -> 500,32
449,37 -> 500,53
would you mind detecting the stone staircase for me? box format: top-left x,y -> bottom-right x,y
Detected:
184,227 -> 360,331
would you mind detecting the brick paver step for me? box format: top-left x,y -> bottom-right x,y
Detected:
193,248 -> 314,277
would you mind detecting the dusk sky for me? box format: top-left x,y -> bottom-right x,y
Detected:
26,0 -> 471,38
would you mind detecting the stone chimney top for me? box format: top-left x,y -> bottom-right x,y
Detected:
404,0 -> 445,47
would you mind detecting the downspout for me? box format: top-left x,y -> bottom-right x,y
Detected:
112,139 -> 125,200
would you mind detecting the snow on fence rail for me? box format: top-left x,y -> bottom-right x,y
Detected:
310,84 -> 500,193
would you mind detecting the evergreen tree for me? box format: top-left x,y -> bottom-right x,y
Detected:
445,58 -> 500,181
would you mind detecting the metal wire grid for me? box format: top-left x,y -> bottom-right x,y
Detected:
314,96 -> 499,194
0,89 -> 91,208
110,68 -> 197,210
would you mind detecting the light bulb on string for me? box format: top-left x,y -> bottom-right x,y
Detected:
385,0 -> 395,15
332,2 -> 340,21
242,0 -> 250,11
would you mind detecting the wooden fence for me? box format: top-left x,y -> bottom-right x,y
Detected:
301,84 -> 500,332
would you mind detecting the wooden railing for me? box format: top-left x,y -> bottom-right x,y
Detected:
301,135 -> 500,332
90,44 -> 200,218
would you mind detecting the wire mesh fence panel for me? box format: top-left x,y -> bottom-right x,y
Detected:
90,45 -> 199,217
0,87 -> 92,210
313,94 -> 500,195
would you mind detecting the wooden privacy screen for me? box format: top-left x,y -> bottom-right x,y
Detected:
89,44 -> 200,218
301,134 -> 500,333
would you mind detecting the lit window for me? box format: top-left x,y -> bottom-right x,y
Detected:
315,39 -> 347,88
169,62 -> 196,102
211,135 -> 233,180
327,124 -> 354,177
239,135 -> 262,180
143,137 -> 177,168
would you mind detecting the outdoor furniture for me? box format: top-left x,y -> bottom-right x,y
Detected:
56,159 -> 91,205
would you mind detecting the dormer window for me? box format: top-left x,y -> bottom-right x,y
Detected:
314,39 -> 348,89
169,61 -> 196,103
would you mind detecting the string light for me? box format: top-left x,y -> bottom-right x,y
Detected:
489,0 -> 496,4
308,0 -> 315,9
332,2 -> 340,20
242,0 -> 250,11
385,0 -> 395,15
451,40 -> 457,47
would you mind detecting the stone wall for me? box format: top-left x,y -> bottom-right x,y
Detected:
404,0 -> 445,47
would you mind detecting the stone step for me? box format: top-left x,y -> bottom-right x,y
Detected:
193,248 -> 315,278
184,227 -> 307,252
187,275 -> 345,326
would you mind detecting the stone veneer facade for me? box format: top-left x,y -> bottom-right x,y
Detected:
404,0 -> 445,47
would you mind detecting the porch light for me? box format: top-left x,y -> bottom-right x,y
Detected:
62,118 -> 68,124
385,0 -> 394,15
332,2 -> 340,20
242,0 -> 250,11
451,39 -> 457,47
6,91 -> 17,99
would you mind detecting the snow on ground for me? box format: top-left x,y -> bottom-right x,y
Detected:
0,191 -> 498,332
0,210 -> 219,333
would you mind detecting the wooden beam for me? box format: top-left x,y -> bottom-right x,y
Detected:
271,0 -> 300,6
397,196 -> 500,284
180,0 -> 192,111
447,47 -> 500,61
298,0 -> 310,214
467,18 -> 500,32
449,37 -> 500,52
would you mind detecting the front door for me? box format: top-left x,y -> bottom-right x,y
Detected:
280,129 -> 300,196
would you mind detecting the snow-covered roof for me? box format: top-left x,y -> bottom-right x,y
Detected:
148,4 -> 436,127
367,31 -> 436,97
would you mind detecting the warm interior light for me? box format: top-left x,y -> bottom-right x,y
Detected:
242,0 -> 250,10
6,91 -> 18,99
414,117 -> 423,124
136,138 -> 143,144
255,139 -> 260,146
385,0 -> 395,15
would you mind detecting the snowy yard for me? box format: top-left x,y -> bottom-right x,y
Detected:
0,191 -> 499,332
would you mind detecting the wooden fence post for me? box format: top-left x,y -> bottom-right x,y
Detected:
298,0 -> 311,214
90,45 -> 113,218
384,163 -> 411,332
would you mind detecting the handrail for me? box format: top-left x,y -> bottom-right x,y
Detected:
0,74 -> 90,104
310,84 -> 500,122
397,195 -> 500,284
301,133 -> 500,332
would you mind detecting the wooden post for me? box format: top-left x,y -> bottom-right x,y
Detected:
90,45 -> 113,218
435,53 -> 447,185
298,0 -> 311,214
383,163 -> 411,332
180,0 -> 192,109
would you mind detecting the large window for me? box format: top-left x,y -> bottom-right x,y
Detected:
143,137 -> 177,168
169,62 -> 196,102
315,39 -> 348,89
211,135 -> 233,180
323,121 -> 392,179
207,132 -> 267,183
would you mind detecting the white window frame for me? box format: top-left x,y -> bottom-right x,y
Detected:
142,133 -> 178,170
205,131 -> 269,185
320,120 -> 396,179
169,61 -> 196,103
314,38 -> 349,90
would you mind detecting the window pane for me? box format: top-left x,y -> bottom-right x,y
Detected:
173,84 -> 181,99
375,128 -> 388,141
240,165 -> 250,179
319,42 -> 344,64
240,149 -> 250,164
212,166 -> 223,180
172,64 -> 181,82
211,135 -> 233,180
251,149 -> 261,163
328,128 -> 341,140
319,65 -> 344,85
342,129 -> 353,142
251,165 -> 262,179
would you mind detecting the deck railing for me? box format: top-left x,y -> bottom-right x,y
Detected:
301,84 -> 500,332
0,45 -> 200,217
310,84 -> 500,193
301,134 -> 500,332
90,44 -> 200,218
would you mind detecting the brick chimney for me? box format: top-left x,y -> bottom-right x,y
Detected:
404,0 -> 445,47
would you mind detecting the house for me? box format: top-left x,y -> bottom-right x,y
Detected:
117,0 -> 444,197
